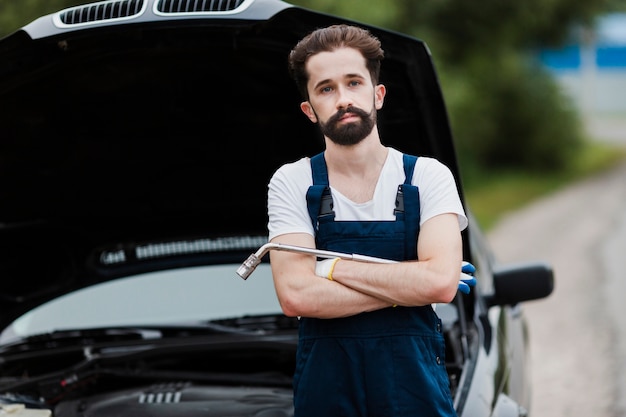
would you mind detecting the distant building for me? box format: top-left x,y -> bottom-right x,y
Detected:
539,13 -> 626,116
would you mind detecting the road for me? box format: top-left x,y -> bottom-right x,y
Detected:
486,118 -> 626,417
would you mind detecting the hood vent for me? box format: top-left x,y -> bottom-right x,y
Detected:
58,0 -> 145,25
157,0 -> 246,13
138,382 -> 188,403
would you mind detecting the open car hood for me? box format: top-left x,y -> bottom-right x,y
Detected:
0,0 -> 462,329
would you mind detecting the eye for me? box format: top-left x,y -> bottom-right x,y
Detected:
349,80 -> 361,87
320,86 -> 333,94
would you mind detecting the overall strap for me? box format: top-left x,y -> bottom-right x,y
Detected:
306,152 -> 334,232
394,154 -> 418,214
394,154 -> 420,260
403,154 -> 418,184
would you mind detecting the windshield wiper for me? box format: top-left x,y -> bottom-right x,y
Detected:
0,314 -> 298,355
0,328 -> 162,355
206,313 -> 299,332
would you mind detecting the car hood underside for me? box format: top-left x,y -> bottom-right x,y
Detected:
0,2 -> 460,329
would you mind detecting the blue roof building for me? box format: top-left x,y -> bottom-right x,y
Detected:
539,13 -> 626,115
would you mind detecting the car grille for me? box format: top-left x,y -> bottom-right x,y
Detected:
58,0 -> 145,24
156,0 -> 247,13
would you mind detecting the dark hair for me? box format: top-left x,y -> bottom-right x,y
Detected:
288,24 -> 385,100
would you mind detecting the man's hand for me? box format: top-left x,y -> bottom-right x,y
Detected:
459,261 -> 477,294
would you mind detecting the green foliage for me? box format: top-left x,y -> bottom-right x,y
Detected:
288,0 -> 401,29
441,53 -> 584,173
402,0 -> 612,53
464,142 -> 626,230
0,0 -> 81,38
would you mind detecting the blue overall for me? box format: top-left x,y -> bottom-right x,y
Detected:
293,152 -> 456,417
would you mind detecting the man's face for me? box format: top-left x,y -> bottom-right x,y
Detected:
300,47 -> 385,146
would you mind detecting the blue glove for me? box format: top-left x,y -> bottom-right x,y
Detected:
458,261 -> 477,294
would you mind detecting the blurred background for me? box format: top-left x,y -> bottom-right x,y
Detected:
2,1 -> 626,415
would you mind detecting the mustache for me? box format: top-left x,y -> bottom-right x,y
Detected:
327,106 -> 370,124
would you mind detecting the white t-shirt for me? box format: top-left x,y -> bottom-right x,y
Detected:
267,147 -> 468,241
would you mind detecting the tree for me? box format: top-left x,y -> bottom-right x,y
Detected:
0,0 -> 81,38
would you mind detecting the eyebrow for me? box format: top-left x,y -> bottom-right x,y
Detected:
312,78 -> 332,91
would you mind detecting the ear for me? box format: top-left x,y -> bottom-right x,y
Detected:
374,84 -> 386,110
300,101 -> 317,123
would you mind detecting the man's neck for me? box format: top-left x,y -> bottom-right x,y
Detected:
323,133 -> 388,176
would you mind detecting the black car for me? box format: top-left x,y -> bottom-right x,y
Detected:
0,1 -> 554,416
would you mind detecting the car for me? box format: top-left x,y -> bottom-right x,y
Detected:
0,0 -> 554,416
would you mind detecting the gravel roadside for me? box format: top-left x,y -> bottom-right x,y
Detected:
486,114 -> 626,417
487,162 -> 626,416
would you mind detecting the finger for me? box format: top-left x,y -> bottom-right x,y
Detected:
460,273 -> 477,287
461,261 -> 476,274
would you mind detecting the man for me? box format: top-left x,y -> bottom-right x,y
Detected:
267,24 -> 468,416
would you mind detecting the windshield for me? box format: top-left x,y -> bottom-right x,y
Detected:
0,264 -> 280,344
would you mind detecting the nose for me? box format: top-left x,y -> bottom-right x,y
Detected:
335,85 -> 353,109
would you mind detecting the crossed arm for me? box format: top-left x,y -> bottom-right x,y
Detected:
269,212 -> 463,319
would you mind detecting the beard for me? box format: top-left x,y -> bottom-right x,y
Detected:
318,105 -> 377,146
